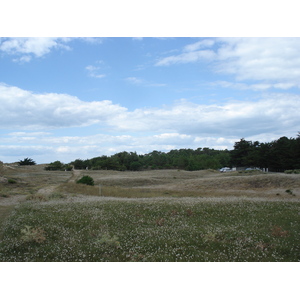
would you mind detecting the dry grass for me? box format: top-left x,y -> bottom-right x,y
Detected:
2,165 -> 300,200
75,169 -> 300,198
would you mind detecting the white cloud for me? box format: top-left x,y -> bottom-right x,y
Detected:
183,39 -> 215,52
155,49 -> 216,66
8,132 -> 50,137
79,37 -> 105,44
107,96 -> 300,139
212,81 -> 300,91
0,83 -> 126,130
0,37 -> 104,63
214,37 -> 300,83
0,131 -> 235,163
1,83 -> 299,139
85,65 -> 106,78
13,55 -> 32,63
125,77 -> 166,87
0,38 -> 72,61
156,37 -> 300,90
1,83 -> 299,163
155,38 -> 216,66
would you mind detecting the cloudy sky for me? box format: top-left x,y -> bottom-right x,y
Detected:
0,36 -> 299,163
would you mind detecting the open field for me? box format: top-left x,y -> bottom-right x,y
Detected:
1,164 -> 300,261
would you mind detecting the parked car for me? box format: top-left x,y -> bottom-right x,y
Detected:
245,167 -> 262,171
219,167 -> 231,172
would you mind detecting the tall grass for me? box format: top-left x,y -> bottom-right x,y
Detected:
58,182 -> 205,198
0,199 -> 299,262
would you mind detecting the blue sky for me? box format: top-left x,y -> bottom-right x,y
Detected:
1,37 -> 300,163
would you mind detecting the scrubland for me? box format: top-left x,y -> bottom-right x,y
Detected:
0,165 -> 299,261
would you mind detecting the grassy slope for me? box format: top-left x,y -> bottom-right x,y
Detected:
0,165 -> 300,261
0,199 -> 299,262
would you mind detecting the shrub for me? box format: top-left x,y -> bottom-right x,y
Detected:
8,178 -> 17,184
284,169 -> 300,174
76,175 -> 94,186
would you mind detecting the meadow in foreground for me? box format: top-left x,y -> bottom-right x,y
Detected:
0,198 -> 299,262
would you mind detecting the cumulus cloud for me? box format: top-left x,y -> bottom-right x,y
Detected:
215,38 -> 300,82
156,37 -> 300,90
0,37 -> 72,62
107,96 -> 300,139
1,83 -> 299,162
1,83 -> 299,139
0,37 -> 104,63
0,83 -> 126,130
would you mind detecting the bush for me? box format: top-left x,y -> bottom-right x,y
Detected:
45,161 -> 72,171
8,178 -> 17,184
284,169 -> 300,174
76,175 -> 94,186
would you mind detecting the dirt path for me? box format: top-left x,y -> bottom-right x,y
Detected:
68,169 -> 82,183
35,169 -> 82,196
0,170 -> 81,234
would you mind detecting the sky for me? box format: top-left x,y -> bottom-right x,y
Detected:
1,36 -> 300,163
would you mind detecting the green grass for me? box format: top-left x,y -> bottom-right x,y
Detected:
0,199 -> 299,262
0,205 -> 14,239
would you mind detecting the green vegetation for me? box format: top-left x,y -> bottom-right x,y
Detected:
18,158 -> 36,166
8,178 -> 17,184
285,169 -> 300,174
0,199 -> 299,262
231,134 -> 300,172
45,133 -> 300,172
76,175 -> 95,186
44,161 -> 72,171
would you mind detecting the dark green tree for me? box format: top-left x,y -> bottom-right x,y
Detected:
18,158 -> 36,165
230,139 -> 259,167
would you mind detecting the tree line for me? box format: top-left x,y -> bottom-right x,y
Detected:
44,133 -> 300,172
230,134 -> 300,172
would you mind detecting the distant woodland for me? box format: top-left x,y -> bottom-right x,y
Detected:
45,134 -> 300,172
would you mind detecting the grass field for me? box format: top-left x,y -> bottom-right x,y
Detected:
1,164 -> 300,261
